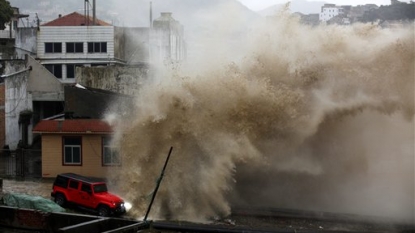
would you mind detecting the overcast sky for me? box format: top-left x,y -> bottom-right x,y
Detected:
237,0 -> 411,11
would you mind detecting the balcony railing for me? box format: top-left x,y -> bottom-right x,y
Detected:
0,30 -> 15,39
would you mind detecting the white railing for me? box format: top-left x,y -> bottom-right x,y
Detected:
0,30 -> 15,39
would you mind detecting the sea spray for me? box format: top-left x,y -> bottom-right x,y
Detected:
107,12 -> 414,222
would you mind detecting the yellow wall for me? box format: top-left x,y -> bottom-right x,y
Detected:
41,134 -> 114,178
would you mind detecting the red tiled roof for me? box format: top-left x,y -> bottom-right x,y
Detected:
42,12 -> 111,26
33,119 -> 113,134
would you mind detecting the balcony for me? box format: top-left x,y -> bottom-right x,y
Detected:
0,30 -> 15,39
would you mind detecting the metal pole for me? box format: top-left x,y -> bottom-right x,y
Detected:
150,1 -> 153,28
92,0 -> 96,25
143,146 -> 173,222
84,0 -> 89,26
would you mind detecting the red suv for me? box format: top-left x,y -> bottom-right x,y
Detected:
51,173 -> 127,217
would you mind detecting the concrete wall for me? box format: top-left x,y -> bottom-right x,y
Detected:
27,55 -> 64,101
151,13 -> 186,63
4,60 -> 32,150
115,24 -> 185,64
41,134 -> 112,178
76,65 -> 149,96
15,28 -> 37,56
64,85 -> 134,119
4,56 -> 63,150
0,83 -> 5,149
116,27 -> 150,64
114,27 -> 125,61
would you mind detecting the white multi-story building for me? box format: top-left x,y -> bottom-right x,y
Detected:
150,12 -> 186,64
37,12 -> 122,83
36,11 -> 186,83
319,4 -> 345,22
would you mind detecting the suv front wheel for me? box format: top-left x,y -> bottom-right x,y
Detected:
97,205 -> 110,217
54,193 -> 66,207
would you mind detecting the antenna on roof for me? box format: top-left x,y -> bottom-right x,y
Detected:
150,1 -> 153,28
35,13 -> 40,29
84,0 -> 89,26
92,0 -> 96,25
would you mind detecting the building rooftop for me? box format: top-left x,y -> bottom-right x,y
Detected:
154,12 -> 176,22
42,12 -> 111,26
33,119 -> 113,134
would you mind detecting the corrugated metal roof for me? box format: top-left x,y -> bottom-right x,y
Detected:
33,119 -> 113,134
42,12 -> 111,26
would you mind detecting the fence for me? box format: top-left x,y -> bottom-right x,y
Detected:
0,149 -> 41,178
0,30 -> 15,39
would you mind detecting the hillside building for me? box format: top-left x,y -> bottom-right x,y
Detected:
319,4 -> 346,22
319,3 -> 381,25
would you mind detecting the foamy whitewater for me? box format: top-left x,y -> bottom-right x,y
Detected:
107,11 -> 414,223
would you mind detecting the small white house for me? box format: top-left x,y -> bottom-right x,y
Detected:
319,4 -> 345,22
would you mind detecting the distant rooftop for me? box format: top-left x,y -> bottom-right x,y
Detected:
154,12 -> 176,22
33,119 -> 113,134
42,12 -> 111,26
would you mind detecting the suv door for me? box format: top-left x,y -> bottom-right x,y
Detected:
78,182 -> 95,209
67,179 -> 80,203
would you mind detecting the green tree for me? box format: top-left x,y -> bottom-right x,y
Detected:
362,3 -> 415,23
0,0 -> 14,30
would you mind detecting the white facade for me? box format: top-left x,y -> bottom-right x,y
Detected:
37,26 -> 116,83
319,6 -> 344,22
4,56 -> 64,150
150,13 -> 186,64
5,70 -> 33,150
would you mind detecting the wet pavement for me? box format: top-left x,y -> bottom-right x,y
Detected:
1,178 -> 413,233
1,178 -> 53,199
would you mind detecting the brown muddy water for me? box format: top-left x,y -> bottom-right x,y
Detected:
106,11 -> 415,223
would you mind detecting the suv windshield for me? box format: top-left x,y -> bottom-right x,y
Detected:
93,184 -> 108,193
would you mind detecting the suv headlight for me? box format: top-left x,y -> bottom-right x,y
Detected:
124,202 -> 132,212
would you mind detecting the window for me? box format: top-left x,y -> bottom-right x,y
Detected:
44,64 -> 62,78
93,184 -> 108,193
54,176 -> 69,188
88,42 -> 107,53
45,42 -> 62,53
91,63 -> 108,67
102,137 -> 120,166
81,183 -> 92,193
66,42 -> 84,53
63,137 -> 82,165
69,180 -> 79,189
67,64 -> 81,78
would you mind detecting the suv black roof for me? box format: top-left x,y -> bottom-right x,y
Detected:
57,173 -> 106,184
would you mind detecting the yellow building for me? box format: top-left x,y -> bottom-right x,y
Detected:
33,119 -> 118,178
